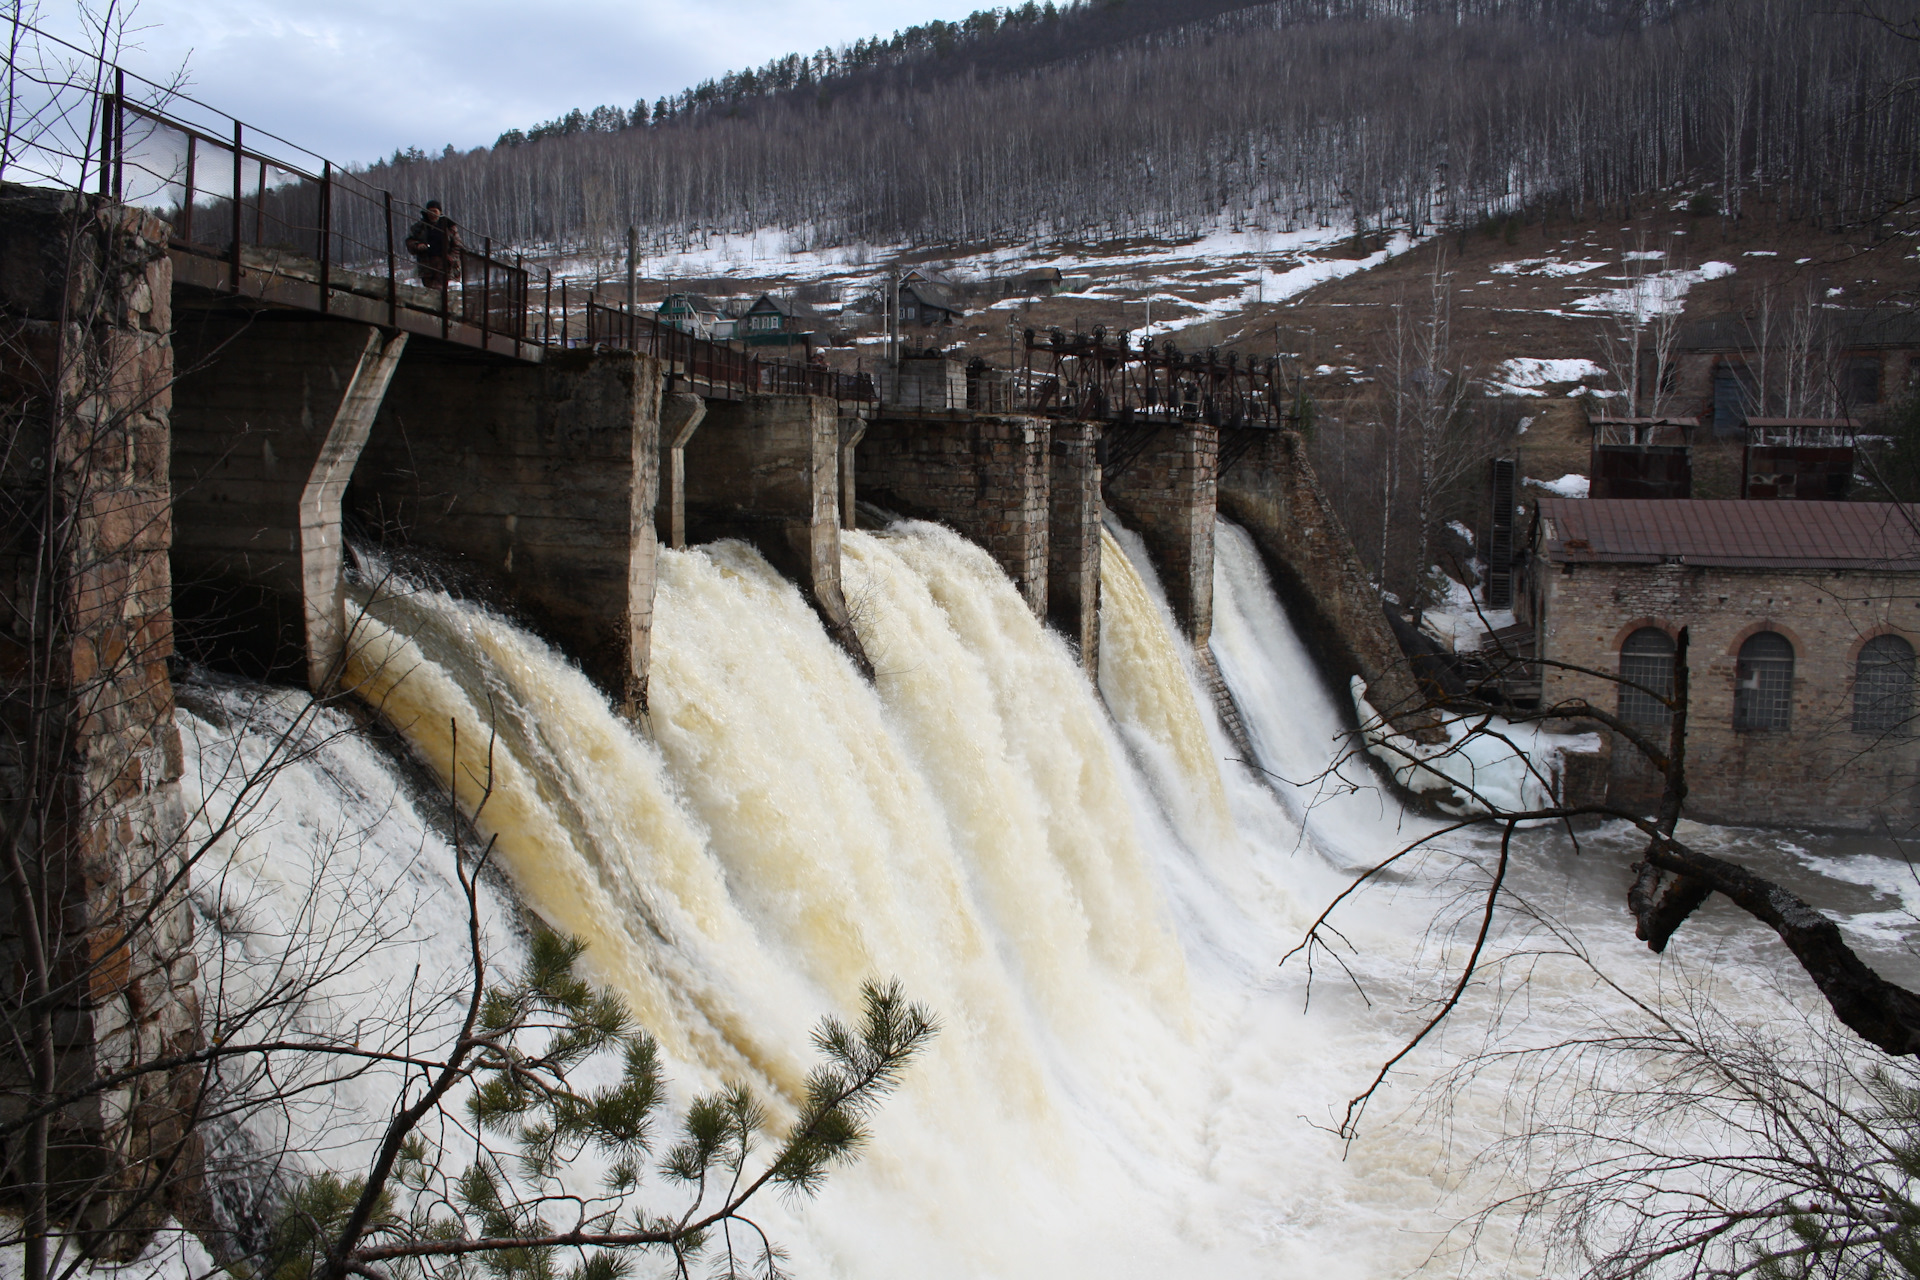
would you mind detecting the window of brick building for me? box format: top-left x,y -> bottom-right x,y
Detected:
1853,634 -> 1915,734
1618,627 -> 1676,728
1734,631 -> 1795,731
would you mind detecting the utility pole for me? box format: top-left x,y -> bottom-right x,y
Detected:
626,225 -> 638,314
1008,316 -> 1018,411
888,267 -> 901,369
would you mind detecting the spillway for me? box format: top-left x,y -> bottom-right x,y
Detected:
178,515 -> 1569,1277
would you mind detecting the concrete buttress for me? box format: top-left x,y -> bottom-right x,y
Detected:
657,392 -> 705,550
298,328 -> 407,692
683,394 -> 872,676
838,414 -> 868,532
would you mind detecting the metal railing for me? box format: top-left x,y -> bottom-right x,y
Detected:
585,298 -> 876,402
102,82 -> 532,356
1014,327 -> 1299,428
0,18 -> 870,397
5,18 -> 1289,422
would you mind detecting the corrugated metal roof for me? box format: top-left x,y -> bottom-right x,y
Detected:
1537,499 -> 1920,569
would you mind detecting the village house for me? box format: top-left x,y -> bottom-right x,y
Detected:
996,267 -> 1063,298
656,292 -> 734,340
899,279 -> 965,328
1523,497 -> 1920,831
740,293 -> 821,351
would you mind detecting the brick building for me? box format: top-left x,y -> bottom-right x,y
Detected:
1524,498 -> 1920,830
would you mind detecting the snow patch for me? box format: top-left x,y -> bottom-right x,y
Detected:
1525,473 -> 1590,498
1490,258 -> 1606,278
1351,678 -> 1600,814
1487,357 -> 1605,397
1570,261 -> 1735,320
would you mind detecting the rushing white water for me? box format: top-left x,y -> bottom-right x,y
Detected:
162,511 -> 1895,1279
288,514 -> 1489,1277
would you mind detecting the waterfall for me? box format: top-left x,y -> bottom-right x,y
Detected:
173,515 -> 1552,1278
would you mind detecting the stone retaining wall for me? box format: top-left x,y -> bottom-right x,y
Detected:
0,184 -> 201,1251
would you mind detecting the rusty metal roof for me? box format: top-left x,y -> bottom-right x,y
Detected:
1536,499 -> 1920,569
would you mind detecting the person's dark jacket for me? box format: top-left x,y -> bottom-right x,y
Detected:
407,215 -> 450,259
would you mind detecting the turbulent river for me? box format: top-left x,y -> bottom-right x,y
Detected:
172,517 -> 1920,1279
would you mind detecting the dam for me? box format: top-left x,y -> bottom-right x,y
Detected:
0,68 -> 1693,1280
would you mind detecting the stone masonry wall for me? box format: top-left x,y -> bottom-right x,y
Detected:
1103,422 -> 1216,644
857,413 -> 1052,618
0,184 -> 201,1247
1533,556 -> 1920,830
351,346 -> 663,715
1047,421 -> 1101,672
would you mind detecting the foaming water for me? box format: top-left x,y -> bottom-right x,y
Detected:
1097,523 -> 1235,846
226,516 -> 1578,1276
328,529 -> 1261,1276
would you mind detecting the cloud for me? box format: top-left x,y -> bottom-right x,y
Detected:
41,0 -> 987,162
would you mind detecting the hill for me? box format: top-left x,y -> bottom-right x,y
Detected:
372,0 -> 1920,259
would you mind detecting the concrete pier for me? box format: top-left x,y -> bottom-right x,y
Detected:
656,392 -> 706,550
1102,421 -> 1217,644
683,394 -> 871,674
1047,421 -> 1102,672
838,414 -> 868,533
299,329 -> 407,690
349,345 -> 664,715
856,413 -> 1053,618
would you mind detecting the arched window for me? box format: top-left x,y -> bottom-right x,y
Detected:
1618,627 -> 1676,728
1853,634 -> 1915,735
1733,631 -> 1795,731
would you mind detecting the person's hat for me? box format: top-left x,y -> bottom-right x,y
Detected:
424,199 -> 443,211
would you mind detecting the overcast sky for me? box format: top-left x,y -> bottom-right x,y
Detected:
35,0 -> 985,164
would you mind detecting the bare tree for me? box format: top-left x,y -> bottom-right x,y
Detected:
1372,254 -> 1487,612
1280,621 -> 1920,1272
347,1 -> 1920,263
1596,235 -> 1685,418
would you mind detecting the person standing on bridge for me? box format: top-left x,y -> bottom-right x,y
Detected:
405,200 -> 463,290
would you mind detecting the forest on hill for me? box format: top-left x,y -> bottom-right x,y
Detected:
369,0 -> 1920,256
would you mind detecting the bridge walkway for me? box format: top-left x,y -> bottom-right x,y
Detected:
95,71 -> 875,403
